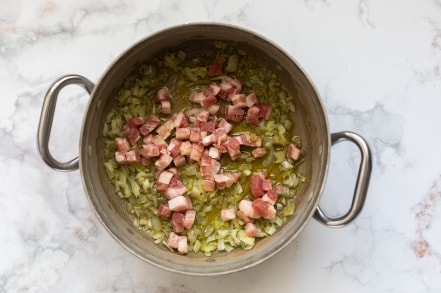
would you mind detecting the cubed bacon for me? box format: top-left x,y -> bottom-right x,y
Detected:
231,94 -> 247,108
127,127 -> 141,145
200,121 -> 216,133
230,78 -> 242,94
189,142 -> 204,162
173,112 -> 188,128
189,127 -> 201,142
246,93 -> 258,108
245,222 -> 257,237
168,196 -> 191,212
202,133 -> 216,146
262,189 -> 278,205
250,173 -> 265,197
115,151 -> 127,164
160,100 -> 171,114
155,154 -> 173,171
208,60 -> 224,76
126,149 -> 141,163
246,106 -> 261,125
262,179 -> 273,191
151,135 -> 167,147
164,185 -> 188,200
156,119 -> 175,140
173,155 -> 186,168
213,172 -> 240,190
258,104 -> 272,120
207,104 -> 220,115
225,105 -> 244,123
143,134 -> 153,144
115,137 -> 130,152
196,110 -> 209,123
183,210 -> 196,230
127,116 -> 145,127
179,141 -> 193,156
201,179 -> 216,192
171,212 -> 185,233
167,231 -> 179,248
175,127 -> 191,140
189,91 -> 205,104
158,203 -> 171,218
240,133 -> 262,147
141,144 -> 160,158
217,119 -> 233,134
251,147 -> 267,158
225,137 -> 241,161
141,157 -> 151,166
157,170 -> 174,185
236,210 -> 252,223
200,95 -> 217,108
252,198 -> 276,219
221,208 -> 236,221
239,199 -> 259,219
208,146 -> 221,160
205,82 -> 221,96
167,138 -> 181,157
139,115 -> 161,136
200,159 -> 221,180
287,143 -> 301,160
273,183 -> 284,195
155,87 -> 171,102
177,235 -> 188,254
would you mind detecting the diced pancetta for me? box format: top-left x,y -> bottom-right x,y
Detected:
189,142 -> 204,162
139,115 -> 160,136
240,133 -> 262,147
115,151 -> 127,164
225,137 -> 241,160
155,154 -> 173,171
155,87 -> 171,102
252,198 -> 276,219
175,127 -> 191,140
221,208 -> 236,221
246,106 -> 261,125
168,196 -> 191,212
167,231 -> 180,248
262,189 -> 278,205
258,104 -> 272,120
245,222 -> 257,237
127,116 -> 145,128
171,212 -> 185,233
262,179 -> 273,191
250,173 -> 265,197
245,93 -> 258,108
201,179 -> 216,192
225,105 -> 244,123
207,104 -> 220,115
141,144 -> 160,158
156,119 -> 175,140
160,100 -> 171,114
126,149 -> 141,163
287,143 -> 301,160
115,137 -> 130,152
158,203 -> 171,218
189,127 -> 201,142
217,119 -> 233,134
200,95 -> 217,108
196,110 -> 210,123
183,210 -> 196,230
231,94 -> 247,108
173,155 -> 186,168
167,138 -> 181,157
177,235 -> 188,254
157,170 -> 174,185
208,146 -> 221,160
213,172 -> 240,190
200,121 -> 216,133
127,127 -> 141,145
239,199 -> 259,219
205,82 -> 221,96
173,112 -> 188,128
251,147 -> 267,158
151,135 -> 167,147
236,210 -> 252,223
179,141 -> 193,156
189,91 -> 205,104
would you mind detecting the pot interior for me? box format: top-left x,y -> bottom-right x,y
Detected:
80,24 -> 330,275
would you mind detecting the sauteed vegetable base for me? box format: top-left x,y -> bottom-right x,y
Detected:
102,42 -> 306,255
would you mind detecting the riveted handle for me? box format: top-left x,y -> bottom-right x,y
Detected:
314,131 -> 372,227
37,75 -> 94,171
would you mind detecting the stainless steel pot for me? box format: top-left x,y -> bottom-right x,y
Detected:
37,23 -> 372,276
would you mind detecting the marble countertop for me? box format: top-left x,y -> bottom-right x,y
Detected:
1,0 -> 441,292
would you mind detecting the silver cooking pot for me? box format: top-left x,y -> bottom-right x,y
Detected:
37,23 -> 372,276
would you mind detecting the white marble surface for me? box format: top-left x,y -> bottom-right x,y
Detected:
1,0 -> 441,292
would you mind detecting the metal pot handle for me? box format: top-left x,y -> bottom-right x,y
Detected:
37,75 -> 94,171
313,131 -> 372,227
